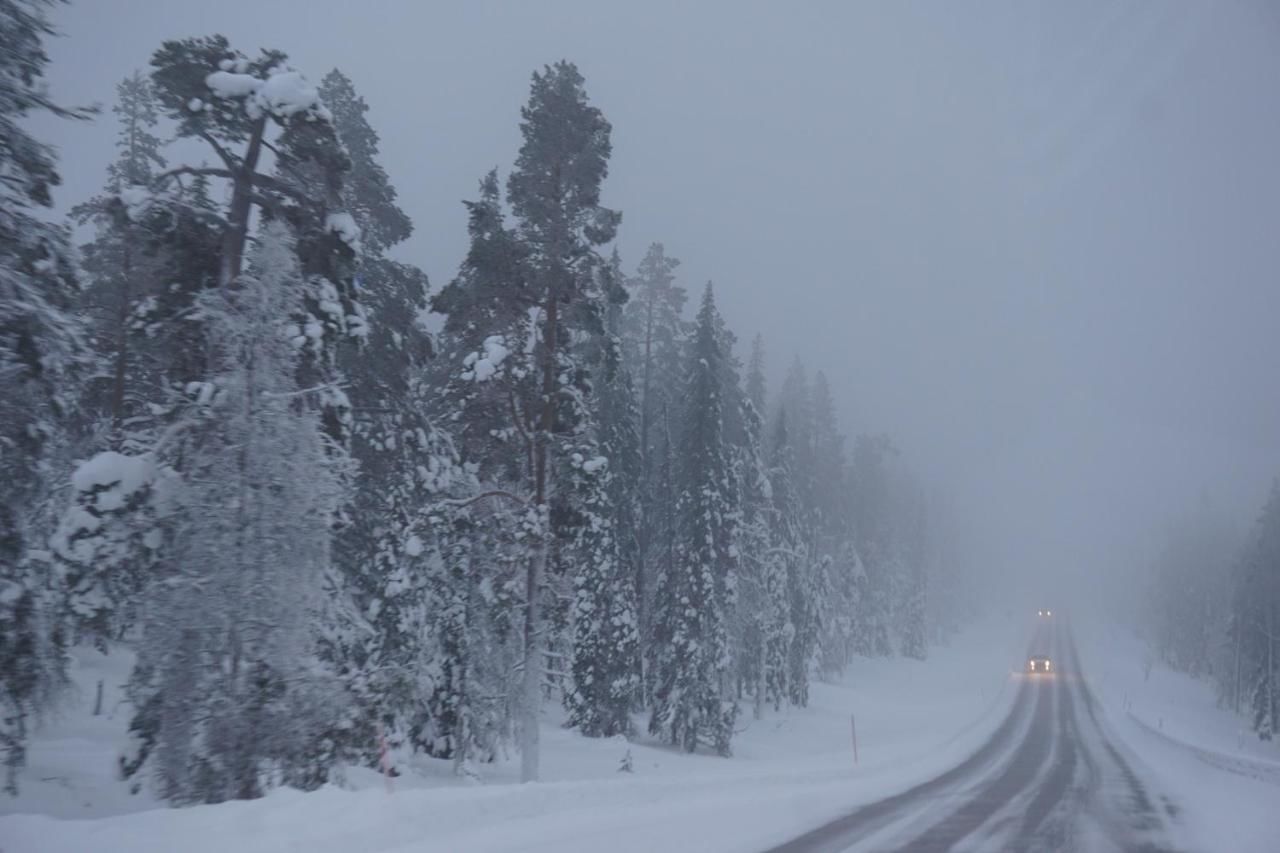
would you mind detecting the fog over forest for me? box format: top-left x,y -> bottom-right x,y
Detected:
33,1 -> 1280,604
4,2 -> 1280,851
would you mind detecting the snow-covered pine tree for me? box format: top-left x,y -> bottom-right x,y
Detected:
431,62 -> 622,780
650,283 -> 738,755
148,36 -> 360,440
503,60 -> 621,780
0,0 -> 92,793
315,70 -> 411,257
427,171 -> 533,766
120,224 -> 346,803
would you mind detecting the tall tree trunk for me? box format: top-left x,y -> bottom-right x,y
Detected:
1234,617 -> 1243,714
220,117 -> 267,288
521,293 -> 559,783
110,237 -> 132,434
1270,604 -> 1276,735
636,295 -> 655,701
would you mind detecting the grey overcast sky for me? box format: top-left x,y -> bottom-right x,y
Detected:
33,1 -> 1280,595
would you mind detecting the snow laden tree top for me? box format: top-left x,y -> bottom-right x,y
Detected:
508,61 -> 620,285
317,69 -> 411,255
148,36 -> 356,318
148,36 -> 364,444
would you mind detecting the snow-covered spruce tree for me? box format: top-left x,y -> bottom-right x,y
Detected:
650,283 -> 739,755
310,68 -> 466,767
70,72 -> 167,431
808,371 -> 848,541
807,371 -> 860,673
895,483 -> 929,661
564,253 -> 641,736
745,334 -> 767,418
1144,505 -> 1235,679
563,447 -> 640,736
1234,482 -> 1280,740
50,75 -> 175,650
850,432 -> 898,656
774,357 -> 816,513
409,500 -> 523,776
732,340 -> 777,718
767,411 -> 817,708
51,447 -> 167,651
621,243 -> 687,673
120,225 -> 346,803
0,0 -> 93,794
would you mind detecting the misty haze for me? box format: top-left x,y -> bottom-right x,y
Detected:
2,1 -> 1278,851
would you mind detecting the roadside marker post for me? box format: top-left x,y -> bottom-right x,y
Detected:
378,722 -> 393,794
851,713 -> 859,766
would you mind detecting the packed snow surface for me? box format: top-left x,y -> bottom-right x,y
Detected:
2,619 -> 1028,852
1075,620 -> 1280,853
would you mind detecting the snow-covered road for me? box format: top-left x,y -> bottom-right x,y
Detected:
765,619 -> 1187,853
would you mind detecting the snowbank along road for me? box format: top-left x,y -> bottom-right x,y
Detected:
764,618 -> 1185,853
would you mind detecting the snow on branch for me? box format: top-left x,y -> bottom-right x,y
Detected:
204,61 -> 331,123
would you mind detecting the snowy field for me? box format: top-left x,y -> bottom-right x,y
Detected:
1074,620 -> 1280,853
1,617 -> 1028,853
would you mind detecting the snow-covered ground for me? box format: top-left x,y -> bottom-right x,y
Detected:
1,617 -> 1027,853
1074,620 -> 1280,853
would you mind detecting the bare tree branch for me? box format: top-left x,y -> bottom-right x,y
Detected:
441,489 -> 529,509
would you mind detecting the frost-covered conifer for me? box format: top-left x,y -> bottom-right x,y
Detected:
0,0 -> 92,793
650,284 -> 738,755
121,225 -> 345,803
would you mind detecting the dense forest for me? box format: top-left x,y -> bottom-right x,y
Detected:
1141,484 -> 1280,741
0,4 -> 967,802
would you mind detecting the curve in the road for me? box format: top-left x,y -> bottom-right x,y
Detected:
761,620 -> 1186,853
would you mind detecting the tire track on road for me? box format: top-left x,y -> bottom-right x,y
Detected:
1061,624 -> 1183,853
